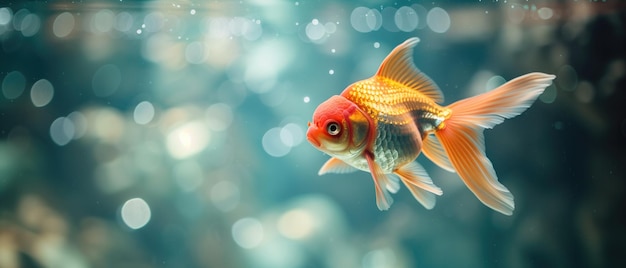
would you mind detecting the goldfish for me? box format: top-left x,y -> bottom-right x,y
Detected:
306,37 -> 555,215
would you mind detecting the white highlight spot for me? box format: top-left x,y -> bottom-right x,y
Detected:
328,69 -> 334,75
133,101 -> 155,125
232,218 -> 264,249
374,42 -> 380,48
166,121 -> 210,159
30,79 -> 54,107
278,209 -> 315,239
426,7 -> 451,33
303,96 -> 310,103
120,198 -> 151,230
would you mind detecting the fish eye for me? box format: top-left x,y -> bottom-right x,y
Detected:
326,121 -> 341,136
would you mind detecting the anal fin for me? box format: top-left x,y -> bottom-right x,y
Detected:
422,134 -> 455,172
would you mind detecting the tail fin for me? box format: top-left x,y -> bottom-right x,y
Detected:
435,73 -> 555,215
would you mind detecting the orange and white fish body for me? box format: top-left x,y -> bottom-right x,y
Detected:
306,38 -> 555,215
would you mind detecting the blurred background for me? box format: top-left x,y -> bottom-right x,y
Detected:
1,0 -> 625,267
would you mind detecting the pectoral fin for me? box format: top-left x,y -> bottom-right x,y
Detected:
365,152 -> 394,211
318,157 -> 358,175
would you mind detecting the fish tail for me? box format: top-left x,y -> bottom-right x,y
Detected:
435,73 -> 555,215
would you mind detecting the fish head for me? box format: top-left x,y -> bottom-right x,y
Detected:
307,95 -> 371,158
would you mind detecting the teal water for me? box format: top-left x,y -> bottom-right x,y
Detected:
1,1 -> 625,267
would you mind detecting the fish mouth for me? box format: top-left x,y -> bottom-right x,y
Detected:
306,128 -> 321,148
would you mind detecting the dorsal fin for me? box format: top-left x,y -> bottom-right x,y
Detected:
375,37 -> 444,103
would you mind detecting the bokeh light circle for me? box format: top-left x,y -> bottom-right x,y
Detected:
93,9 -> 115,33
92,64 -> 122,97
50,117 -> 75,146
232,217 -> 264,249
426,7 -> 451,33
306,19 -> 326,41
115,12 -> 133,32
350,7 -> 373,33
30,79 -> 54,107
166,121 -> 210,159
53,12 -> 75,38
206,103 -> 233,131
0,7 -> 12,26
395,6 -> 418,32
365,9 -> 382,31
185,41 -> 208,64
262,127 -> 291,157
2,71 -> 26,99
486,75 -> 506,91
133,101 -> 155,125
120,198 -> 151,230
20,13 -> 41,37
538,7 -> 554,20
210,180 -> 240,212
